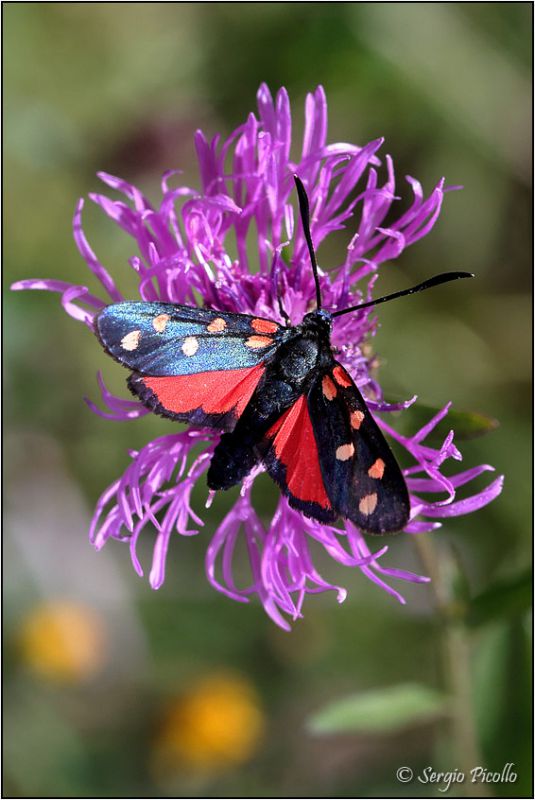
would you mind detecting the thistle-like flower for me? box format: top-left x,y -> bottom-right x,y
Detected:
13,85 -> 503,629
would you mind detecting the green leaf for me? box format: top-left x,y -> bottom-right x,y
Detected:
307,683 -> 448,735
392,401 -> 499,443
467,570 -> 532,627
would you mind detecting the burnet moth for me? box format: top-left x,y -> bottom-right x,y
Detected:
96,176 -> 472,534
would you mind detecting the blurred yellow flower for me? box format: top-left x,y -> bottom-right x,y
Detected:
19,600 -> 107,683
153,672 -> 265,777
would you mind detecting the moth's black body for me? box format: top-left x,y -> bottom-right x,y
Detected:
95,176 -> 473,534
207,316 -> 323,489
209,310 -> 333,488
204,308 -> 409,531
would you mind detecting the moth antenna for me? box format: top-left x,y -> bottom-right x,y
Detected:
272,247 -> 291,325
294,175 -> 322,310
331,272 -> 474,318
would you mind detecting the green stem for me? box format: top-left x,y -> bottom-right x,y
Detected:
414,536 -> 490,798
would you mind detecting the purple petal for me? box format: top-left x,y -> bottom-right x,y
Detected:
422,476 -> 504,518
73,200 -> 123,302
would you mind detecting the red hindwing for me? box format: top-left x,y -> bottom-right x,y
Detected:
266,395 -> 331,509
138,364 -> 264,421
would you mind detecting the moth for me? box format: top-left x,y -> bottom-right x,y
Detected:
96,176 -> 471,533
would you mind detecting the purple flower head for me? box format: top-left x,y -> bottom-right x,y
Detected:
13,85 -> 503,630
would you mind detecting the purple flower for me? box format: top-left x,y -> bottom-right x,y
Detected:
12,84 -> 503,630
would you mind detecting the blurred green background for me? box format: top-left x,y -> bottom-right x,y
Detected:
4,3 -> 532,798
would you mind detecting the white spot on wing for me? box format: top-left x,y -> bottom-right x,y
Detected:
182,336 -> 199,357
121,330 -> 141,351
245,335 -> 273,349
153,314 -> 171,333
207,317 -> 226,333
359,493 -> 378,516
336,443 -> 355,461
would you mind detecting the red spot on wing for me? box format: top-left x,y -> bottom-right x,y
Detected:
143,365 -> 264,418
252,318 -> 279,334
267,396 -> 331,509
332,364 -> 352,387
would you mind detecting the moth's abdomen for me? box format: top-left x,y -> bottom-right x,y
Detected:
207,433 -> 259,491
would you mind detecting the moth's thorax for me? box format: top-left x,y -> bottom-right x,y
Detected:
270,309 -> 333,387
298,309 -> 334,368
276,335 -> 319,383
301,309 -> 333,339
